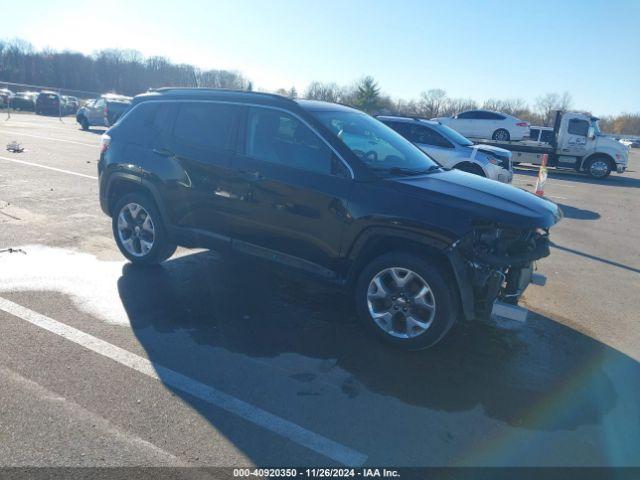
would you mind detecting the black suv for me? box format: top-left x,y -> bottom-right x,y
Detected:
98,88 -> 560,349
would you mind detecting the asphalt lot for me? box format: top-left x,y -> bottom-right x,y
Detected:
1,112 -> 639,468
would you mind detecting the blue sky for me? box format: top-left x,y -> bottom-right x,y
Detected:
4,0 -> 639,115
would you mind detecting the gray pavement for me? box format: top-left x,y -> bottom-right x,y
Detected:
0,113 -> 639,467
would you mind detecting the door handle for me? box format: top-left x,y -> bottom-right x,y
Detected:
152,147 -> 173,158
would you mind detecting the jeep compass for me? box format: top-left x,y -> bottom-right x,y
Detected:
98,88 -> 560,350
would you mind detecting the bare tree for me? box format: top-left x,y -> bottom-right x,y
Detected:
304,81 -> 341,103
418,89 -> 447,118
535,92 -> 572,125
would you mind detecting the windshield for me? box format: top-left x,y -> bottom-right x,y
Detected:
591,119 -> 602,136
436,123 -> 474,146
311,110 -> 438,173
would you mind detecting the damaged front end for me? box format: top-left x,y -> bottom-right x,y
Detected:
448,223 -> 552,321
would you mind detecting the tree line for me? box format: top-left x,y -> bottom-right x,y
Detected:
299,78 -> 639,135
0,39 -> 249,96
1,39 -> 638,135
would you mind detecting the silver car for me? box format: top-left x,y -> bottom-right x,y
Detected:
379,116 -> 513,184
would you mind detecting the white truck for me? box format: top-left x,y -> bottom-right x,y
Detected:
473,111 -> 629,179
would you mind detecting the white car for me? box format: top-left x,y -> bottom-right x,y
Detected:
379,116 -> 513,184
432,109 -> 530,141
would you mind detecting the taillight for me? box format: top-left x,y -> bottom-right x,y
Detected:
100,134 -> 111,154
516,122 -> 529,127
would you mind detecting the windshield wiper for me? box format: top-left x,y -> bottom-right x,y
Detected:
372,165 -> 440,176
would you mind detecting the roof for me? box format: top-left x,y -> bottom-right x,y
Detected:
294,99 -> 358,113
135,87 -> 294,106
376,115 -> 439,125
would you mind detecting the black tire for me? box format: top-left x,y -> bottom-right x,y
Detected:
79,116 -> 89,131
455,162 -> 486,177
585,155 -> 612,179
112,192 -> 176,265
492,129 -> 510,141
355,252 -> 458,350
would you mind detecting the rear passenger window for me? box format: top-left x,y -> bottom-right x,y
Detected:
568,119 -> 589,136
119,102 -> 172,133
457,111 -> 476,119
245,108 -> 334,175
173,103 -> 239,150
529,128 -> 540,140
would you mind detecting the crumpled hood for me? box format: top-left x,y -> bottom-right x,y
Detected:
391,169 -> 561,229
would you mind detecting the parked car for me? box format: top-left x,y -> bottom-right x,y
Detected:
98,88 -> 560,350
432,109 -> 530,141
630,140 -> 640,148
10,91 -> 38,111
35,91 -> 62,115
0,88 -> 14,107
61,95 -> 79,115
378,116 -> 513,183
76,94 -> 132,130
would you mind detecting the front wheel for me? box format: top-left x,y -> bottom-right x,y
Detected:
492,129 -> 510,141
78,116 -> 89,131
355,252 -> 458,350
585,156 -> 612,179
112,193 -> 176,265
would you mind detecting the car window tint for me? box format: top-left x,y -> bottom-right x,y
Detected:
385,121 -> 412,138
245,108 -> 334,175
529,128 -> 540,140
568,119 -> 589,136
540,129 -> 554,143
457,111 -> 476,119
173,102 -> 239,149
411,125 -> 452,147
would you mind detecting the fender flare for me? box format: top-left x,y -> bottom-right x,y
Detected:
103,172 -> 171,222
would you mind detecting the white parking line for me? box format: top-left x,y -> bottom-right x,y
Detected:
0,297 -> 367,466
0,155 -> 98,180
0,130 -> 98,148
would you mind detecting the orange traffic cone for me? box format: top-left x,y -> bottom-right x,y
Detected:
535,154 -> 548,196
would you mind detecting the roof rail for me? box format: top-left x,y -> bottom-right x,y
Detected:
150,87 -> 295,103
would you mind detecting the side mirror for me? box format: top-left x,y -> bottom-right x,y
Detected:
587,127 -> 595,139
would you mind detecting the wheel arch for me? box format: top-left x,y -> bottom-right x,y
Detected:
580,152 -> 615,172
454,161 -> 486,176
105,173 -> 169,222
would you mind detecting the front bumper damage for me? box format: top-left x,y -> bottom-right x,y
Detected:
447,225 -> 551,322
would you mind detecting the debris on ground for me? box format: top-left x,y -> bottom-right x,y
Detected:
0,247 -> 27,255
6,141 -> 24,153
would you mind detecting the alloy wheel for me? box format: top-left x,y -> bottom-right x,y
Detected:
116,202 -> 155,257
367,267 -> 436,339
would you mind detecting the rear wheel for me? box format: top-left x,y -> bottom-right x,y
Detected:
112,193 -> 176,265
355,252 -> 458,350
585,155 -> 612,179
492,129 -> 510,141
79,116 -> 89,131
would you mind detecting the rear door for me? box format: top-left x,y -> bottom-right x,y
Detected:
230,106 -> 353,273
164,101 -> 242,243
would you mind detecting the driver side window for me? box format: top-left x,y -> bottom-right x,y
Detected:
245,108 -> 339,175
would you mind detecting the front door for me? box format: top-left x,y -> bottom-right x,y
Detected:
230,107 -> 353,273
559,116 -> 590,158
